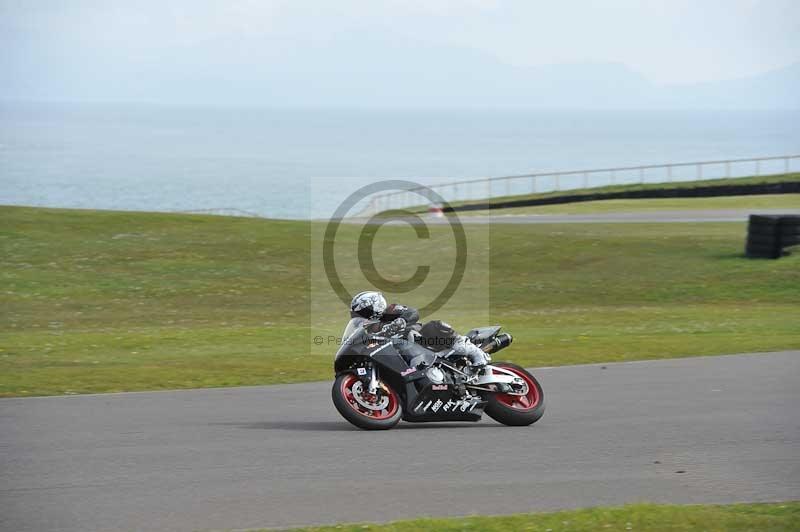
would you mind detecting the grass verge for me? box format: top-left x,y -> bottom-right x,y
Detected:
285,502 -> 800,531
1,206 -> 798,397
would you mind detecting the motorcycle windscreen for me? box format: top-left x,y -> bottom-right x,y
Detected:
335,318 -> 367,359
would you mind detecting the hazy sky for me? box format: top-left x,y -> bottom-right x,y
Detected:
2,0 -> 799,104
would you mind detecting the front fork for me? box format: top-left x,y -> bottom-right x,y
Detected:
348,363 -> 380,394
367,365 -> 379,395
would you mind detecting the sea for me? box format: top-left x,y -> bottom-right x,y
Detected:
1,102 -> 799,219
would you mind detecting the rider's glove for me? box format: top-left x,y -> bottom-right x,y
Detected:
382,317 -> 407,336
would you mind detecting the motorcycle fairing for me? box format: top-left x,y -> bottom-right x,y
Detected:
334,319 -> 414,375
370,343 -> 413,376
466,325 -> 502,346
401,380 -> 486,423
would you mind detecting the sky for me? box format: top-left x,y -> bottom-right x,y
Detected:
1,0 -> 799,105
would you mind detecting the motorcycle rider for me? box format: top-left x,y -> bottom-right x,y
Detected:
349,290 -> 491,371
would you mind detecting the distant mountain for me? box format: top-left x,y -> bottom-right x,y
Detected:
2,28 -> 798,109
664,61 -> 800,109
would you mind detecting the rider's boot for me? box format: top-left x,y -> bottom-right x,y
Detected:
452,336 -> 491,376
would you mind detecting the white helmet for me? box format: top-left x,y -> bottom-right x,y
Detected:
350,291 -> 387,319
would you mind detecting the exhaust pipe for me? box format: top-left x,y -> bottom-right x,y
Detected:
482,333 -> 513,354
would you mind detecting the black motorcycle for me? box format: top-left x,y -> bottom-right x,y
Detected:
331,318 -> 545,430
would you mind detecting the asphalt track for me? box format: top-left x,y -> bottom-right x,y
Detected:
2,351 -> 798,531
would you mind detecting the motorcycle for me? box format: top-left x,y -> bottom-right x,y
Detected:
331,318 -> 545,430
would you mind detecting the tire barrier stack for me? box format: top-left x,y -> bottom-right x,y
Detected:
746,215 -> 800,259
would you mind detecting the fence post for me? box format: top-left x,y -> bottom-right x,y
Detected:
486,179 -> 491,200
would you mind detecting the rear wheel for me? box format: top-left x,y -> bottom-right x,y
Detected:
484,362 -> 545,426
332,373 -> 402,430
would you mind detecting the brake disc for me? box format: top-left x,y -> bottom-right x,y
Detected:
351,381 -> 390,410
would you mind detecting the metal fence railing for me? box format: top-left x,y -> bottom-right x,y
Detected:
171,208 -> 264,218
364,154 -> 800,215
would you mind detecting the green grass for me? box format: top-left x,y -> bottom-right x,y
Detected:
460,193 -> 800,216
2,205 -> 799,397
1,206 -> 310,396
286,502 -> 800,531
391,172 -> 800,215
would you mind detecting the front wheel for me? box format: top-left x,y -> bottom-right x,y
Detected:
332,373 -> 402,430
484,362 -> 545,426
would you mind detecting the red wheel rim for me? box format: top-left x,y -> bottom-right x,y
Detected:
494,366 -> 540,411
340,374 -> 399,420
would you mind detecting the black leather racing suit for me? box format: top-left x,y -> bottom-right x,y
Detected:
380,304 -> 420,328
357,304 -> 488,369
